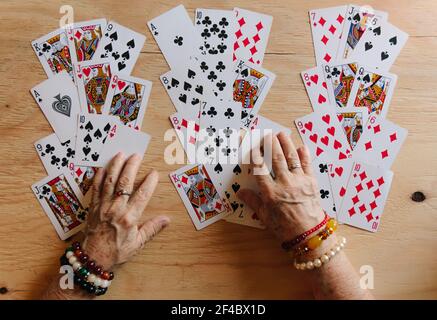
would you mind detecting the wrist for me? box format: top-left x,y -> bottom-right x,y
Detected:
82,239 -> 116,270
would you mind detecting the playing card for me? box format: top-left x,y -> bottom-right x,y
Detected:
323,60 -> 358,108
31,28 -> 74,79
148,5 -> 202,68
66,19 -> 106,66
312,157 -> 337,218
309,6 -> 347,65
337,5 -> 388,60
96,125 -> 151,168
30,70 -> 81,142
103,74 -> 152,130
197,100 -> 241,164
327,157 -> 354,215
351,16 -> 409,71
295,110 -> 352,162
346,64 -> 397,118
233,60 -> 276,128
34,133 -> 75,176
74,113 -> 119,167
94,21 -> 146,74
169,111 -> 199,164
31,170 -> 89,240
194,9 -> 237,100
337,161 -> 393,232
75,58 -> 114,114
170,163 -> 230,230
233,8 -> 273,65
353,114 -> 408,170
336,106 -> 369,150
71,165 -> 98,196
301,65 -> 331,111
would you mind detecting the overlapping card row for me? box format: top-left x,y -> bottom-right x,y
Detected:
298,4 -> 409,232
30,19 -> 151,239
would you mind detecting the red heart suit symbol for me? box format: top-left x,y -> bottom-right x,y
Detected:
82,67 -> 91,77
309,134 -> 318,143
321,136 -> 329,146
304,121 -> 313,131
117,81 -> 126,90
310,74 -> 318,84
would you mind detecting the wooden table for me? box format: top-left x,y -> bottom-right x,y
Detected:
0,0 -> 436,300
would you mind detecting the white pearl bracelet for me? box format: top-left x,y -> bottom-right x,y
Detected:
293,236 -> 347,271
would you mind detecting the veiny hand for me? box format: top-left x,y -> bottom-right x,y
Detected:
81,153 -> 170,269
238,132 -> 325,244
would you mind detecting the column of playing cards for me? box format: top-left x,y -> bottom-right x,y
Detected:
298,4 -> 408,232
30,20 -> 152,240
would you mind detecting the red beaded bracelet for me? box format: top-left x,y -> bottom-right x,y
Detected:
281,212 -> 329,252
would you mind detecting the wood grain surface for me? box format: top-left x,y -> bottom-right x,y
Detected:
0,0 -> 436,299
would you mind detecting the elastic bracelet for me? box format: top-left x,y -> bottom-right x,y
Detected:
294,237 -> 346,270
294,218 -> 338,257
60,241 -> 114,296
281,212 -> 329,251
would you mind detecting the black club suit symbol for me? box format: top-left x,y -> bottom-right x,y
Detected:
219,17 -> 229,28
320,189 -> 330,199
331,67 -> 341,77
206,126 -> 216,136
207,71 -> 217,82
216,80 -> 226,91
174,36 -> 183,46
215,136 -> 223,147
45,144 -> 55,154
200,61 -> 209,72
218,30 -> 228,40
207,107 -> 217,117
201,28 -> 211,39
319,163 -> 328,173
202,16 -> 212,26
224,108 -> 234,119
217,43 -> 227,53
210,24 -> 219,34
41,43 -> 51,52
216,61 -> 226,72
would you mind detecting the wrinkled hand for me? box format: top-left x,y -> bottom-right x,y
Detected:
238,132 -> 325,243
82,153 -> 170,269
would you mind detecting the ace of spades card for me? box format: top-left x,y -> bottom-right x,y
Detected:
170,163 -> 230,230
75,58 -> 113,114
336,106 -> 369,150
94,21 -> 146,74
323,60 -> 358,109
301,65 -> 330,111
233,8 -> 273,65
66,19 -> 106,66
31,70 -> 81,143
351,16 -> 409,71
32,171 -> 89,240
34,133 -> 75,176
102,74 -> 152,130
336,5 -> 388,60
346,65 -> 397,118
233,60 -> 276,128
337,161 -> 393,232
194,9 -> 237,100
74,113 -> 119,167
31,28 -> 74,80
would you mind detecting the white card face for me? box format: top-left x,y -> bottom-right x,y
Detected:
337,5 -> 388,60
336,106 -> 369,150
197,100 -> 241,164
346,64 -> 397,118
338,161 -> 393,232
352,115 -> 408,170
94,21 -> 146,74
169,112 -> 199,164
96,125 -> 151,168
66,19 -> 106,65
301,65 -> 331,111
233,8 -> 273,65
233,60 -> 276,128
31,170 -> 89,240
75,58 -> 114,114
323,60 -> 358,109
34,133 -> 75,176
102,74 -> 152,130
148,5 -> 202,68
351,17 -> 409,71
74,113 -> 119,167
170,163 -> 231,230
327,157 -> 354,216
194,9 -> 237,100
309,5 -> 347,65
312,157 -> 337,218
31,28 -> 74,79
30,71 -> 81,142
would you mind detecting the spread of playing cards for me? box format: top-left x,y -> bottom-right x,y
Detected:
30,19 -> 152,239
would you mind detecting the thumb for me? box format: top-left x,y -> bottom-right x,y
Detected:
137,215 -> 170,247
237,188 -> 267,222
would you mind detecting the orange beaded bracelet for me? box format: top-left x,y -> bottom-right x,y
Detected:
294,218 -> 338,257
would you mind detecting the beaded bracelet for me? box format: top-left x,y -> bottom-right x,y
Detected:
281,212 -> 329,251
60,241 -> 114,296
294,218 -> 338,257
294,236 -> 346,270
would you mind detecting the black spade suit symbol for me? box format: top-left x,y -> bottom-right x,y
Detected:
233,165 -> 242,175
352,13 -> 360,22
187,69 -> 196,79
84,134 -> 92,144
121,50 -> 130,60
195,85 -> 203,94
118,61 -> 126,71
94,129 -> 102,139
231,202 -> 239,211
241,68 -> 249,77
363,74 -> 371,83
104,123 -> 111,133
389,36 -> 397,46
83,146 -> 91,156
184,81 -> 192,91
104,43 -> 113,53
171,78 -> 179,88
232,182 -> 240,193
52,94 -> 71,117
373,26 -> 381,36
126,39 -> 135,49
179,94 -> 187,103
85,121 -> 93,131
91,152 -> 100,161
364,42 -> 373,51
110,31 -> 118,41
381,51 -> 389,61
214,163 -> 223,173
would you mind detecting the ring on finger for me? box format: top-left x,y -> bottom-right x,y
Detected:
115,189 -> 132,197
288,161 -> 302,171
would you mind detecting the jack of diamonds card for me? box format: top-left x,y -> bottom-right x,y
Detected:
170,164 -> 230,230
337,161 -> 393,232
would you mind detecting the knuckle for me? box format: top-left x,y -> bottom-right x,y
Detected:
137,186 -> 151,201
117,176 -> 130,189
118,215 -> 133,228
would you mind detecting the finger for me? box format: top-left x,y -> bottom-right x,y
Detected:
129,169 -> 159,217
251,137 -> 274,189
267,133 -> 289,178
137,215 -> 170,247
91,167 -> 106,208
297,145 -> 313,175
277,132 -> 303,174
102,152 -> 126,202
115,153 -> 142,204
237,188 -> 269,222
